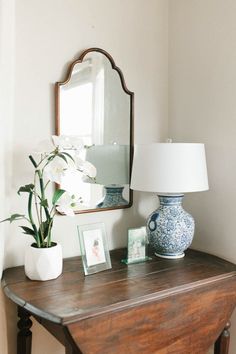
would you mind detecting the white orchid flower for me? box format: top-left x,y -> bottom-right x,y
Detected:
68,136 -> 84,150
52,135 -> 84,151
34,135 -> 84,155
52,135 -> 70,149
33,139 -> 55,154
44,156 -> 68,184
73,154 -> 85,169
74,153 -> 97,178
55,192 -> 81,216
82,161 -> 97,178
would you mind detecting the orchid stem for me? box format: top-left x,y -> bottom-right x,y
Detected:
47,212 -> 55,247
28,192 -> 40,247
34,171 -> 44,246
29,155 -> 37,168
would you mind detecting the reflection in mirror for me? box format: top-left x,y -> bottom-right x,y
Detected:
55,48 -> 133,213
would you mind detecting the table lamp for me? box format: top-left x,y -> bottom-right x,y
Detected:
86,144 -> 130,208
131,142 -> 209,259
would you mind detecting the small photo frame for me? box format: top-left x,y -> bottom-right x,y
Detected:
78,222 -> 112,275
122,226 -> 151,265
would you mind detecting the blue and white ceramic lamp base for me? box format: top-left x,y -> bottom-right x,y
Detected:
97,185 -> 128,208
155,252 -> 185,259
147,195 -> 195,259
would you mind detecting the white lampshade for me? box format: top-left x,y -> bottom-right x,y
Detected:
86,144 -> 129,185
131,143 -> 209,194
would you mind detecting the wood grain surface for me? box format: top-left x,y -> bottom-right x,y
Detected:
2,248 -> 236,354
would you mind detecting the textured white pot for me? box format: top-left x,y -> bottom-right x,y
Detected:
24,243 -> 63,281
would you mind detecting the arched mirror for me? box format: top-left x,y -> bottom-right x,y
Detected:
55,48 -> 134,213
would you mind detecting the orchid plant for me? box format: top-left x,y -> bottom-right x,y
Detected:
1,135 -> 96,248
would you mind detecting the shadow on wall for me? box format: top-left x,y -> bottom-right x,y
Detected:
0,289 -> 17,354
111,191 -> 149,249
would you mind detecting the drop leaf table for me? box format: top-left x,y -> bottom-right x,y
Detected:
2,248 -> 236,354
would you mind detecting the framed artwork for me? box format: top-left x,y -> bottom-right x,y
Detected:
78,223 -> 112,275
122,226 -> 151,264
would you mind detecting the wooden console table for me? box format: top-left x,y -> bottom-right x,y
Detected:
2,248 -> 236,354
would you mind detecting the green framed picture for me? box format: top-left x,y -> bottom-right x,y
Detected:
122,226 -> 151,265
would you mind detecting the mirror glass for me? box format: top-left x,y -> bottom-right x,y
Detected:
56,48 -> 133,213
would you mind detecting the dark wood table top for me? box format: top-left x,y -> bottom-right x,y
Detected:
2,248 -> 236,326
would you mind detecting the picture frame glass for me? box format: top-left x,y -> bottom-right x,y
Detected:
78,223 -> 112,275
126,226 -> 148,264
83,228 -> 106,267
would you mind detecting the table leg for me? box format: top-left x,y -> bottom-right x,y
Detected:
17,306 -> 32,354
66,343 -> 81,354
214,321 -> 231,354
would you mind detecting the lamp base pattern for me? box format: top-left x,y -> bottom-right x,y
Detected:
97,185 -> 128,208
147,195 -> 194,259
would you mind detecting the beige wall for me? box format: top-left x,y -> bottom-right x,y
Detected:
5,1 -> 236,353
1,0 -> 168,353
169,1 -> 236,353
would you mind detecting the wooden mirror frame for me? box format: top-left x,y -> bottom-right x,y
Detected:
55,48 -> 134,214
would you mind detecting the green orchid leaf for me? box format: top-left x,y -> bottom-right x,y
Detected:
61,152 -> 75,162
40,199 -> 49,208
52,189 -> 66,205
47,155 -> 55,162
20,226 -> 36,236
57,153 -> 68,163
0,214 -> 26,223
17,184 -> 34,195
38,219 -> 53,240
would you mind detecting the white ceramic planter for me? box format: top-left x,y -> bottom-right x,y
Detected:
24,243 -> 63,281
